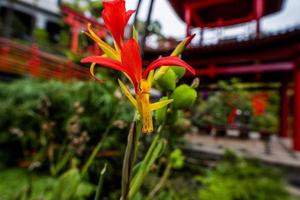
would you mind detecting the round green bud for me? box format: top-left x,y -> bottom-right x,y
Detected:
154,69 -> 176,91
171,66 -> 186,79
171,84 -> 197,109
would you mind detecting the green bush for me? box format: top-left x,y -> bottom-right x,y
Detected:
197,152 -> 292,200
0,78 -> 133,172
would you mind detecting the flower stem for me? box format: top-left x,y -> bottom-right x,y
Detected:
147,162 -> 172,199
121,113 -> 140,200
128,124 -> 165,199
94,164 -> 107,200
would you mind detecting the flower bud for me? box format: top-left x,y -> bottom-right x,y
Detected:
154,69 -> 176,91
171,66 -> 186,79
190,78 -> 200,89
171,84 -> 197,109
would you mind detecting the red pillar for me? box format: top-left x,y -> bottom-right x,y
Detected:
254,0 -> 264,38
71,22 -> 80,53
293,60 -> 300,151
279,80 -> 289,138
185,6 -> 191,37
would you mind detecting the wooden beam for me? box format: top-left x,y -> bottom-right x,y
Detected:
192,62 -> 294,76
201,14 -> 254,28
186,0 -> 234,10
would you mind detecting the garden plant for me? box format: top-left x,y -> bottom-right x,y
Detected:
80,0 -> 198,199
0,0 -> 296,200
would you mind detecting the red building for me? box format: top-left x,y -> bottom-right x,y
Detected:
144,0 -> 300,151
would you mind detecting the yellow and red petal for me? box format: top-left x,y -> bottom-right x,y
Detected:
171,34 -> 195,56
143,56 -> 195,79
118,79 -> 138,109
154,34 -> 196,79
85,24 -> 119,60
81,56 -> 138,89
89,63 -> 104,83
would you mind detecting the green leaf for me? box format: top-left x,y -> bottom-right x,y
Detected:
169,149 -> 185,169
76,182 -> 95,199
50,168 -> 81,200
133,26 -> 138,42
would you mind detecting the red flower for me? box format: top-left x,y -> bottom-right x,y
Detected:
252,94 -> 269,116
82,0 -> 196,133
81,39 -> 195,95
81,39 -> 195,133
102,0 -> 135,50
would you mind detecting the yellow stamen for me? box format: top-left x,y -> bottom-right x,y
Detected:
139,80 -> 153,134
119,78 -> 173,134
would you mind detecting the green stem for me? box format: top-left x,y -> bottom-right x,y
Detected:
147,163 -> 172,199
121,113 -> 140,200
133,117 -> 142,162
128,124 -> 165,199
94,164 -> 107,200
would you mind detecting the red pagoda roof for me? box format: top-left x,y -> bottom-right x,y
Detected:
169,0 -> 284,28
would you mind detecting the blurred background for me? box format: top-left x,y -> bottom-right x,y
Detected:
0,0 -> 300,199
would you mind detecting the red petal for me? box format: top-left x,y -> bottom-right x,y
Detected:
185,34 -> 196,47
121,39 -> 142,82
143,56 -> 195,79
125,10 -> 135,24
81,56 -> 138,88
102,0 -> 134,49
81,56 -> 125,72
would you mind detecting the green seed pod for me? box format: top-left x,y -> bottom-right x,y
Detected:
171,84 -> 197,109
154,69 -> 176,91
155,97 -> 169,124
171,66 -> 186,79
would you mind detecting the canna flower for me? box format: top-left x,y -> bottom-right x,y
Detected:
81,0 -> 196,133
81,39 -> 195,133
84,0 -> 134,61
